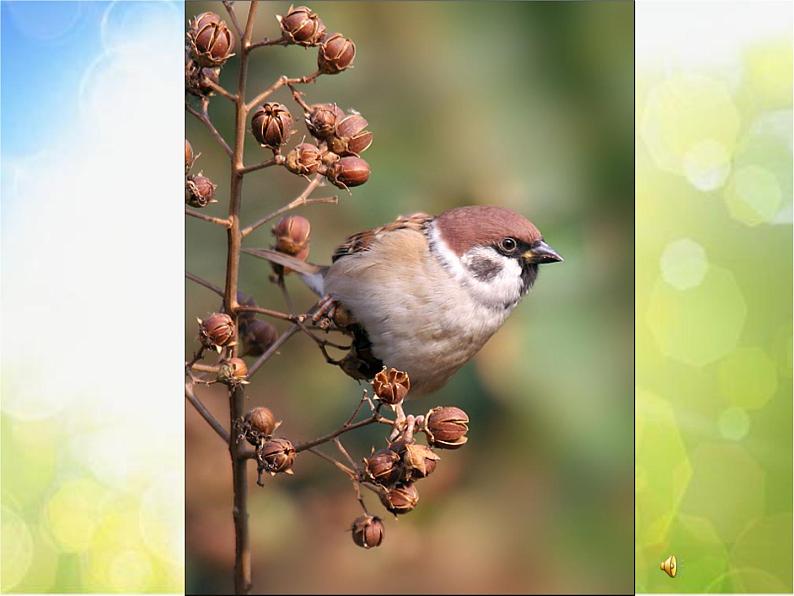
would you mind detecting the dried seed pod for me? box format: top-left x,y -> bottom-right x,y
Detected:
364,448 -> 402,486
277,5 -> 326,46
372,367 -> 410,405
328,113 -> 372,156
351,515 -> 384,548
217,357 -> 248,385
245,406 -> 278,438
251,103 -> 294,149
198,313 -> 236,351
318,33 -> 356,74
424,406 -> 469,449
258,438 -> 296,475
306,103 -> 345,140
285,143 -> 322,176
185,174 -> 216,208
185,139 -> 195,173
185,57 -> 221,97
272,215 -> 311,255
402,443 -> 440,479
188,12 -> 235,67
241,319 -> 279,356
326,156 -> 370,189
379,482 -> 419,515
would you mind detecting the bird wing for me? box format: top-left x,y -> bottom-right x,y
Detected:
331,212 -> 433,262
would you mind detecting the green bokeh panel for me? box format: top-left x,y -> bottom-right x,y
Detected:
636,29 -> 792,595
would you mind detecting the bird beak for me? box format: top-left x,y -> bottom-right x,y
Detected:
522,241 -> 563,264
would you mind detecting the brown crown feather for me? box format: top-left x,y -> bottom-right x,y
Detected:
434,206 -> 543,255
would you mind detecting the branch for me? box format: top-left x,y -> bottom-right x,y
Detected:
236,304 -> 300,323
246,324 -> 301,378
249,35 -> 290,50
294,414 -> 393,453
186,383 -> 230,443
245,73 -> 321,113
204,78 -> 238,102
186,272 -> 224,298
186,208 -> 231,227
186,100 -> 233,157
222,1 -> 244,40
241,176 -> 332,238
240,156 -> 281,175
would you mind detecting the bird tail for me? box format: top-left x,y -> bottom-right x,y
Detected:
241,247 -> 328,296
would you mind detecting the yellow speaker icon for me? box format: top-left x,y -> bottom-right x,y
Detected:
660,554 -> 677,578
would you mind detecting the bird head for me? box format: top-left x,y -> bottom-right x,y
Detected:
430,206 -> 563,309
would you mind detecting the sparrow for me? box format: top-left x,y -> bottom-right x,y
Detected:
247,206 -> 562,396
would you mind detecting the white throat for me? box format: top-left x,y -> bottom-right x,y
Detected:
428,221 -> 524,311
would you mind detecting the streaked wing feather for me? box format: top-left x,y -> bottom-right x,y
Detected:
331,212 -> 433,262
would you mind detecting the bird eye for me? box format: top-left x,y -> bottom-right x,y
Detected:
499,237 -> 517,253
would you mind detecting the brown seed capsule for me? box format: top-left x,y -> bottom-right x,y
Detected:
277,5 -> 326,46
236,292 -> 257,326
285,143 -> 322,176
306,103 -> 345,140
351,515 -> 384,548
402,443 -> 440,479
372,368 -> 410,405
364,448 -> 401,486
424,406 -> 469,449
185,174 -> 216,208
218,357 -> 248,385
318,33 -> 356,74
379,482 -> 419,515
185,139 -> 195,173
272,215 -> 311,255
251,103 -> 294,149
328,113 -> 373,156
245,406 -> 278,438
185,57 -> 221,97
198,312 -> 236,350
258,438 -> 296,475
188,12 -> 235,67
326,156 -> 370,189
241,319 -> 278,356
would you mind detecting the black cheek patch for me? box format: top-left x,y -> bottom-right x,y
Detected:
468,256 -> 503,282
521,262 -> 538,294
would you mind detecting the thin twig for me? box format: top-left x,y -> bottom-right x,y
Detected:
186,383 -> 230,443
241,176 -> 331,238
246,324 -> 301,378
204,78 -> 238,102
222,0 -> 244,39
186,208 -> 231,227
186,101 -> 233,157
240,156 -> 281,175
245,73 -> 320,113
294,415 -> 388,453
187,272 -> 225,298
236,304 -> 300,323
307,447 -> 357,477
249,35 -> 290,50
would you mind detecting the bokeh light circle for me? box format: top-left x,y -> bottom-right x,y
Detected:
683,139 -> 731,191
0,507 -> 34,591
660,238 -> 708,290
718,407 -> 750,440
44,478 -> 108,553
641,74 -> 740,175
724,164 -> 782,226
647,266 -> 746,366
100,0 -> 181,53
5,1 -> 83,41
718,347 -> 778,409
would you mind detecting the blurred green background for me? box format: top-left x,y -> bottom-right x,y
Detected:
635,22 -> 793,595
186,2 -> 633,594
